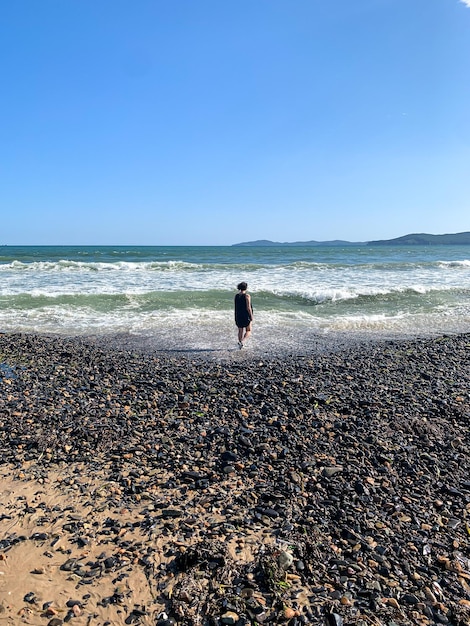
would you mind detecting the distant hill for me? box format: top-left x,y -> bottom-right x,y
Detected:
233,231 -> 470,247
368,232 -> 470,245
233,239 -> 363,247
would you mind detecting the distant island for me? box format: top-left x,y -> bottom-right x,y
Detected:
233,231 -> 470,247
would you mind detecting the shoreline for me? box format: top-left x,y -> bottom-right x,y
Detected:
1,331 -> 470,625
24,325 -> 470,362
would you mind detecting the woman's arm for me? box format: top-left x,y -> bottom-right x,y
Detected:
246,294 -> 253,320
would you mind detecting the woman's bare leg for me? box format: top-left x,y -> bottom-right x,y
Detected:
243,322 -> 252,343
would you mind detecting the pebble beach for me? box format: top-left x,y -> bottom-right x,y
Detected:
0,332 -> 470,626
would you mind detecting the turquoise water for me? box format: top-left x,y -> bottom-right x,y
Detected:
0,245 -> 469,352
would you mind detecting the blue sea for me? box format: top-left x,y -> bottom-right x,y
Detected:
1,245 -> 469,354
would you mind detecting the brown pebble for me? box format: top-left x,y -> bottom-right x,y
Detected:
424,587 -> 437,604
221,611 -> 239,625
45,607 -> 58,616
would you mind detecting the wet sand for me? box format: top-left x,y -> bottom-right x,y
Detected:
0,332 -> 469,626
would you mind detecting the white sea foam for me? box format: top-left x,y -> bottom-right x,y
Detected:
1,246 -> 469,349
438,259 -> 470,268
0,304 -> 468,343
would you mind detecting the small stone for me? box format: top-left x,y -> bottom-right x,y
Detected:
60,558 -> 79,572
447,518 -> 461,530
327,613 -> 344,626
220,451 -> 238,464
369,580 -> 382,592
323,466 -> 343,478
104,556 -> 117,570
278,550 -> 294,569
178,591 -> 191,603
65,600 -> 82,608
30,532 -> 48,541
424,587 -> 437,604
221,611 -> 239,624
283,607 -> 297,619
76,537 -> 89,548
161,509 -> 183,518
45,607 -> 58,616
402,593 -> 419,605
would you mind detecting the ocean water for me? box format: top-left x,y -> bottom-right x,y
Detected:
1,245 -> 469,354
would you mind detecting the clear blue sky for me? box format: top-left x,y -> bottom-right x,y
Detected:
1,0 -> 469,245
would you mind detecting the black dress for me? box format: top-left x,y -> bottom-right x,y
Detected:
234,293 -> 252,328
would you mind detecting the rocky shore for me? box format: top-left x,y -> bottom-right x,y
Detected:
0,332 -> 469,626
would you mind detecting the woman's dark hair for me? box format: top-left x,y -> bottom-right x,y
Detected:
237,282 -> 248,291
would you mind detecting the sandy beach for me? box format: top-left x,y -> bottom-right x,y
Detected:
0,332 -> 469,626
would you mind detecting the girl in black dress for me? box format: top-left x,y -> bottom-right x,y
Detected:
234,282 -> 253,349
